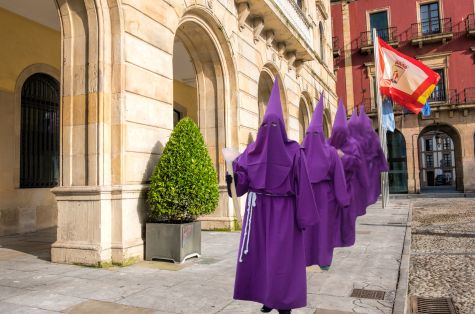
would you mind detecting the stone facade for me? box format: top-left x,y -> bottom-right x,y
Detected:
0,0 -> 337,265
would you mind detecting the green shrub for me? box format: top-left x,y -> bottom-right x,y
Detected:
148,117 -> 219,223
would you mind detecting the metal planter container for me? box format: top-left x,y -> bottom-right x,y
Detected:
145,221 -> 201,263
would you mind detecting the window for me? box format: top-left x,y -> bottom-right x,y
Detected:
173,108 -> 183,127
442,137 -> 451,150
296,0 -> 304,10
428,69 -> 446,102
319,22 -> 325,62
420,2 -> 440,35
442,153 -> 451,167
425,154 -> 434,168
425,138 -> 433,151
370,11 -> 389,41
20,73 -> 60,188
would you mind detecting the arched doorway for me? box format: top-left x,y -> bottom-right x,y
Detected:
258,71 -> 273,124
387,129 -> 408,193
298,97 -> 311,142
172,11 -> 238,230
257,65 -> 288,126
0,1 -> 62,238
418,124 -> 463,192
173,19 -> 227,178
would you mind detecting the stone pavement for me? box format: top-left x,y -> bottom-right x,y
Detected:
409,198 -> 475,314
0,200 -> 410,314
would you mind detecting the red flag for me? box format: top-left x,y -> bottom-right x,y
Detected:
377,38 -> 440,114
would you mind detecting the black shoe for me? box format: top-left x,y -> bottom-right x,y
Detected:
278,310 -> 291,314
261,305 -> 273,313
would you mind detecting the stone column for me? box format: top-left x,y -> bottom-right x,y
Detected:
51,0 -> 117,266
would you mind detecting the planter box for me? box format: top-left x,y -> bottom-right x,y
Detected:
145,221 -> 201,263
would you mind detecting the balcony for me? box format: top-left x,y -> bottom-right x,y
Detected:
360,27 -> 398,54
466,13 -> 475,38
332,36 -> 341,57
411,18 -> 453,47
236,0 -> 315,61
464,87 -> 475,103
363,88 -> 475,116
362,97 -> 374,113
428,89 -> 447,103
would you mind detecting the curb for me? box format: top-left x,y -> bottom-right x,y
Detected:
392,201 -> 412,314
390,193 -> 475,199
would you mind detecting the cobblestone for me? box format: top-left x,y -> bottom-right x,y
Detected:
409,198 -> 475,314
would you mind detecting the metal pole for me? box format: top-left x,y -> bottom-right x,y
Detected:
373,29 -> 389,208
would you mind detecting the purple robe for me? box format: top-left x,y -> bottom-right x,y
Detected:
356,106 -> 389,204
302,95 -> 350,267
232,79 -> 318,310
329,99 -> 368,247
344,110 -> 371,216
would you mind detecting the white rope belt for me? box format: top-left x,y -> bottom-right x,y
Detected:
239,191 -> 256,263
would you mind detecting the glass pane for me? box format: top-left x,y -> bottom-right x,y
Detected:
387,130 -> 408,193
370,11 -> 389,31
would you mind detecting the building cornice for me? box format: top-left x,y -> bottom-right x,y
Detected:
415,51 -> 452,60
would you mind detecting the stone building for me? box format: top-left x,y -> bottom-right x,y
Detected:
331,0 -> 475,194
0,0 -> 337,265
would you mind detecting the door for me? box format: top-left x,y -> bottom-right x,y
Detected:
370,11 -> 389,41
387,130 -> 408,193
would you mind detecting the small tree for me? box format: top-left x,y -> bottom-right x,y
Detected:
148,117 -> 219,223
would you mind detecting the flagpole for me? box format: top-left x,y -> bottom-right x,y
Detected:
373,29 -> 389,209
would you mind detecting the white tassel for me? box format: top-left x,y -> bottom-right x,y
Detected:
239,192 -> 256,263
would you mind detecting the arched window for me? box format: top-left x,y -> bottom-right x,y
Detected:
319,22 -> 325,63
296,0 -> 304,10
20,73 -> 60,188
298,98 -> 310,142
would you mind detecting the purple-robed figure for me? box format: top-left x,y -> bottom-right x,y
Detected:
328,99 -> 369,247
230,79 -> 319,312
302,94 -> 350,268
351,106 -> 389,204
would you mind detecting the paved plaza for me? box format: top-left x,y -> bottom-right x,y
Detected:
0,200 -> 410,314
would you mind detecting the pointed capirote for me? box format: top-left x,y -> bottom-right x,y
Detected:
263,77 -> 284,122
333,98 -> 347,130
307,93 -> 324,133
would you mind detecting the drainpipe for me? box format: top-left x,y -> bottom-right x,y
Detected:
412,133 -> 420,194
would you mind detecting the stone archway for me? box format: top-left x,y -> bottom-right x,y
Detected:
418,123 -> 463,192
257,65 -> 288,127
298,95 -> 312,142
0,0 -> 124,265
173,9 -> 238,230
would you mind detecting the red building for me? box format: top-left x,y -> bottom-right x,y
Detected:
331,0 -> 475,194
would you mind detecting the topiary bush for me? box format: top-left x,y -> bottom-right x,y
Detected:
147,117 -> 219,223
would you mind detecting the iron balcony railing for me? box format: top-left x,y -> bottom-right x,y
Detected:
360,27 -> 397,47
332,36 -> 340,57
466,13 -> 475,32
361,98 -> 374,112
464,87 -> 475,103
428,89 -> 446,103
332,36 -> 339,51
411,17 -> 452,38
448,89 -> 459,104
